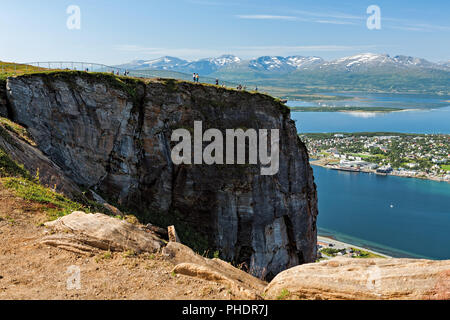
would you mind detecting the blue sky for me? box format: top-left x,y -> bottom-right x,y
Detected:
1,0 -> 449,65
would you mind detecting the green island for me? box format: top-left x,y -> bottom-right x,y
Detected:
281,93 -> 352,101
319,247 -> 385,259
316,235 -> 389,259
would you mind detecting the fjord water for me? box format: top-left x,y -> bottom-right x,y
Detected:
289,93 -> 450,259
288,93 -> 450,133
313,166 -> 450,259
289,92 -> 450,110
292,107 -> 450,134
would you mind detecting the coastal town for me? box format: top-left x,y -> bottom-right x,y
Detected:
301,132 -> 450,182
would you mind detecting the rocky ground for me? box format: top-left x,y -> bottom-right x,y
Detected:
1,183 -> 449,300
0,185 -> 253,300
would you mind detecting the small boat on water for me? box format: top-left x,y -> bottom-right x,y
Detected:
330,166 -> 360,173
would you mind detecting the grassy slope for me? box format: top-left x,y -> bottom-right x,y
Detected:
0,128 -> 106,221
0,112 -> 113,221
0,61 -> 47,80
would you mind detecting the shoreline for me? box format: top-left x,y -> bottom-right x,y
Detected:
289,107 -> 407,113
317,235 -> 392,259
310,160 -> 450,183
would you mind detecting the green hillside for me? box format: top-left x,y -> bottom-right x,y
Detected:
212,67 -> 450,96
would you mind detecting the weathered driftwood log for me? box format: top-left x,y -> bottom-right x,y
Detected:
167,225 -> 180,243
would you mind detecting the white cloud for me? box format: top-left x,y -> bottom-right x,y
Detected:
387,22 -> 450,33
114,45 -> 224,60
233,45 -> 379,54
314,20 -> 356,25
389,25 -> 429,32
236,10 -> 362,25
115,44 -> 382,60
292,9 -> 364,21
236,8 -> 450,31
236,15 -> 298,21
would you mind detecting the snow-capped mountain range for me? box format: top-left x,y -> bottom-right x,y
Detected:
248,56 -> 324,72
118,54 -> 242,74
319,53 -> 444,71
117,53 -> 450,75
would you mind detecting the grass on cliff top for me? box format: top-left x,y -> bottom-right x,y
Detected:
0,62 -> 143,98
1,61 -> 289,117
19,70 -> 144,101
0,62 -> 47,80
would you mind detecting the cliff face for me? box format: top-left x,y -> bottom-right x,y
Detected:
0,80 -> 8,117
5,72 -> 318,280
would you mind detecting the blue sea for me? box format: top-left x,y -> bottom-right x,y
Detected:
313,166 -> 450,259
289,93 -> 450,259
288,93 -> 450,134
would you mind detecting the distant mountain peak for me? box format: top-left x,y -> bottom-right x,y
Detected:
329,53 -> 391,68
207,54 -> 242,66
286,56 -> 324,69
116,53 -> 447,74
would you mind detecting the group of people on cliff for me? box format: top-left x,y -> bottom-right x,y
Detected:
193,73 -> 200,83
108,70 -> 130,76
78,66 -> 257,92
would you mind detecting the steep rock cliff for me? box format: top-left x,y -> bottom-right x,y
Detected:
0,80 -> 8,117
5,72 -> 318,280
